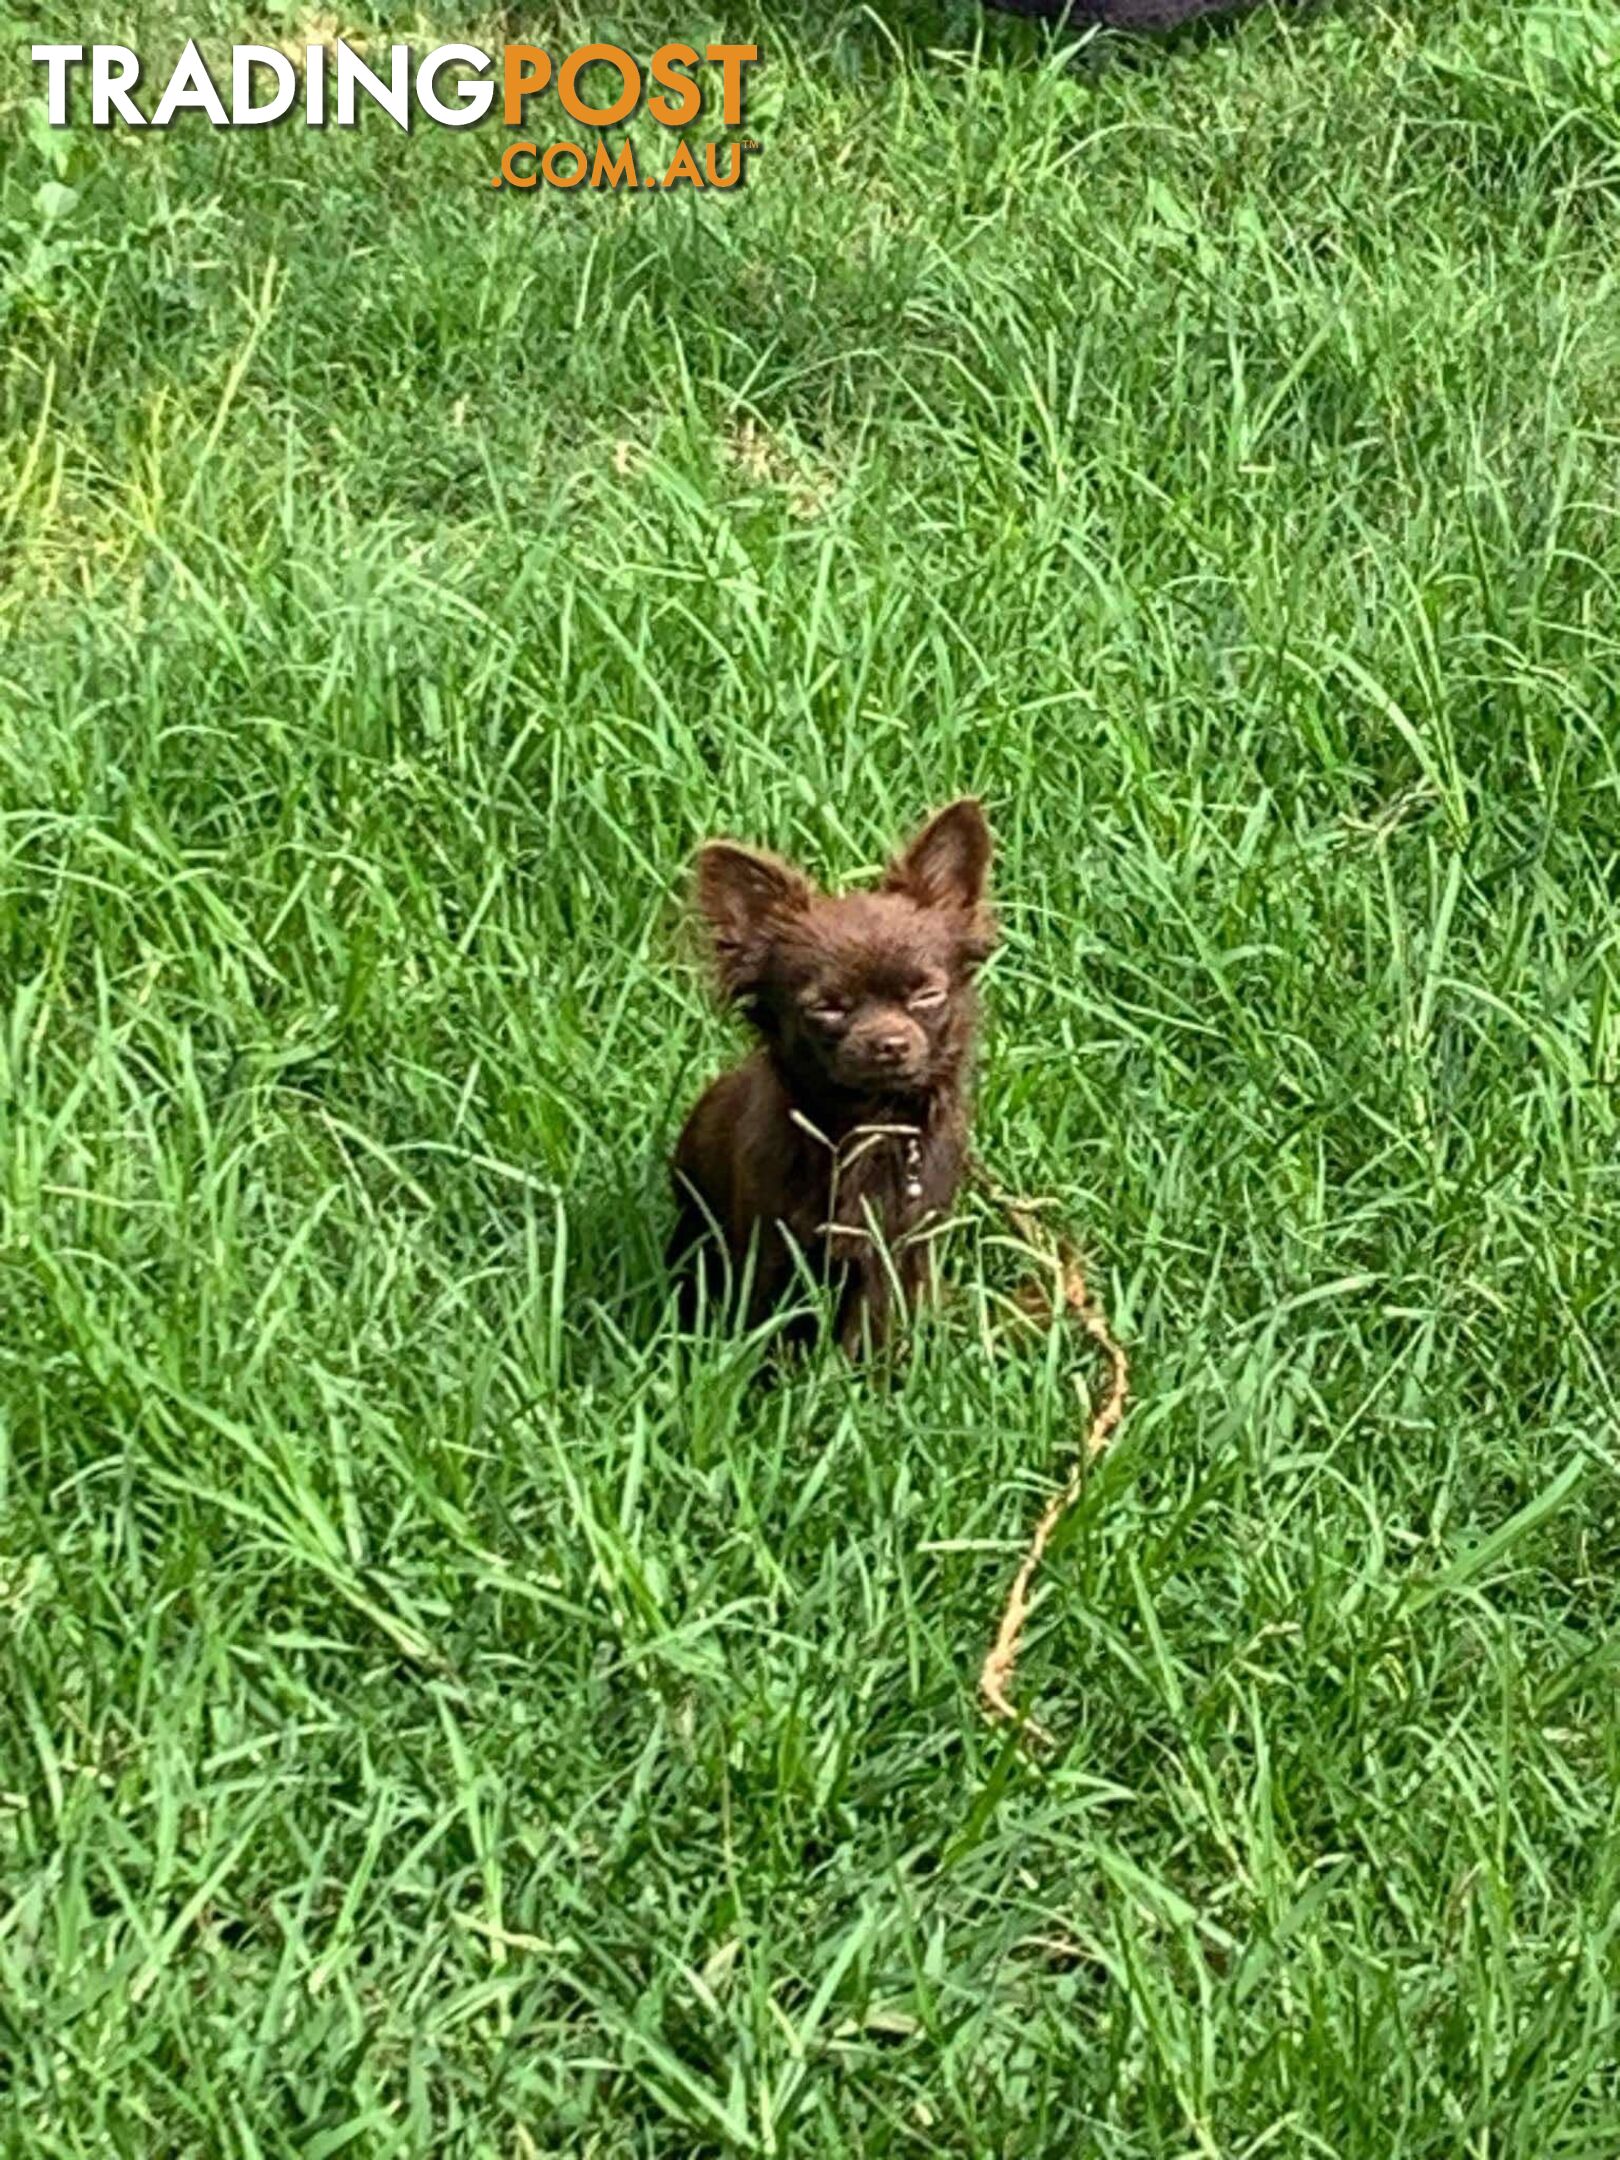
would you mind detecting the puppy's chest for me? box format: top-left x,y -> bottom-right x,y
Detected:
789,1122 -> 955,1255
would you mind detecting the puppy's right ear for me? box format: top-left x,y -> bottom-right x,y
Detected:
694,842 -> 814,1001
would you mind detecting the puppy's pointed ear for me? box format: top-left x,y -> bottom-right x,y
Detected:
694,841 -> 814,1000
885,798 -> 992,913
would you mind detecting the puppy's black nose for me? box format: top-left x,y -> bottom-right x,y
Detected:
872,1031 -> 911,1064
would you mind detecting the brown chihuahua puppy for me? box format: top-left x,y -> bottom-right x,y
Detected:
670,799 -> 994,1354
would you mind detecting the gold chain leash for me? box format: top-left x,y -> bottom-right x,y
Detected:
969,1158 -> 1130,1746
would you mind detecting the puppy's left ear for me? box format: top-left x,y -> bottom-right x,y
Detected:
885,798 -> 993,914
693,839 -> 814,1002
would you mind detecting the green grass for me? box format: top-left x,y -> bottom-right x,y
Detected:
4,0 -> 1620,2149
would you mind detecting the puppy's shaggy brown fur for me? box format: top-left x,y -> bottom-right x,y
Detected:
670,800 -> 994,1354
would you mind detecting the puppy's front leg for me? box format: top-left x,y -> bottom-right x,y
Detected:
836,1263 -> 887,1358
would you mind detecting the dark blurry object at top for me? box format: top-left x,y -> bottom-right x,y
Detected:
983,0 -> 1258,24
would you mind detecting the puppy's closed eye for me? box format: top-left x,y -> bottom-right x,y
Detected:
800,987 -> 849,1025
908,985 -> 947,1013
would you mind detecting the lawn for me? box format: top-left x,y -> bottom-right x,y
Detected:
3,0 -> 1620,2151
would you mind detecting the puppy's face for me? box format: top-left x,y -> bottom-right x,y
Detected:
695,800 -> 995,1099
